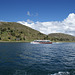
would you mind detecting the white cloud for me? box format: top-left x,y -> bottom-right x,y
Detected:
27,11 -> 38,17
27,11 -> 31,16
18,13 -> 75,36
27,19 -> 34,23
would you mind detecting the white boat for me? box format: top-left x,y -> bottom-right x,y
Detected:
31,40 -> 52,44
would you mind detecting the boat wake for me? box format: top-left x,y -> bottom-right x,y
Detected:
50,71 -> 70,75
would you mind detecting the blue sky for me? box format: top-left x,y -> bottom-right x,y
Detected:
0,0 -> 75,35
0,0 -> 75,22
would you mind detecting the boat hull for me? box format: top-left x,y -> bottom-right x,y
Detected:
31,40 -> 52,44
31,42 -> 52,44
39,42 -> 52,44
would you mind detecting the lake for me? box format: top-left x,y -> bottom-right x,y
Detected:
0,42 -> 75,75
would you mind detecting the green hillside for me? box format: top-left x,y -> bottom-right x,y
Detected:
0,22 -> 75,42
0,22 -> 46,42
48,33 -> 75,42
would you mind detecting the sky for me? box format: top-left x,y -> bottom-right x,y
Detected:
0,0 -> 75,35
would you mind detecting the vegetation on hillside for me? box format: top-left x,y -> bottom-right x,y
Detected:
48,33 -> 75,42
0,22 -> 46,42
0,22 -> 75,42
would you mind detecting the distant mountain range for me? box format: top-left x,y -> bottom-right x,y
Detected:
0,22 -> 75,42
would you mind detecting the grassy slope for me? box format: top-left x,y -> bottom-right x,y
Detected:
0,22 -> 75,42
48,33 -> 75,42
0,22 -> 46,42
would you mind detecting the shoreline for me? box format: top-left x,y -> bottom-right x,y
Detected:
0,41 -> 75,43
0,41 -> 29,43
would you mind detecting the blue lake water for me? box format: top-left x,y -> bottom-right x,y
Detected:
0,42 -> 75,75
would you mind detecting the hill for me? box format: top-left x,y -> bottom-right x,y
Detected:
0,22 -> 46,42
0,22 -> 75,42
48,33 -> 75,42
